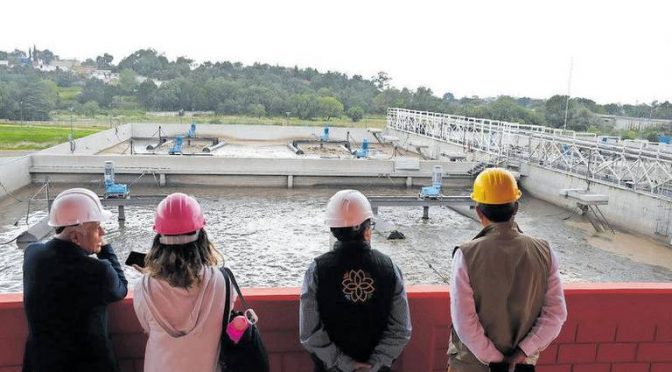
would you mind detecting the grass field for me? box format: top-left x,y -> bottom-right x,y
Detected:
0,124 -> 102,150
1,113 -> 386,150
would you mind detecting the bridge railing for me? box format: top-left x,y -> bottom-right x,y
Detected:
387,108 -> 672,198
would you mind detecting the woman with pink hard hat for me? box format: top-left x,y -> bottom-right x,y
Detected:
132,193 -> 237,372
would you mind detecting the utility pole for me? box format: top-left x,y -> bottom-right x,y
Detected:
563,57 -> 573,132
70,107 -> 74,137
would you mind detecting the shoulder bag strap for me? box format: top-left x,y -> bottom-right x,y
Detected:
223,267 -> 252,310
220,267 -> 232,323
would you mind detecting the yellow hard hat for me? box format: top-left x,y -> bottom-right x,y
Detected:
470,168 -> 521,204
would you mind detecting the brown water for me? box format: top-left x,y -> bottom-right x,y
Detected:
1,185 -> 671,293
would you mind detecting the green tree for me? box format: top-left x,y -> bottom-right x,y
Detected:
119,68 -> 137,93
247,103 -> 266,118
6,79 -> 56,120
154,82 -> 181,110
621,130 -> 637,140
8,49 -> 27,65
39,49 -> 56,65
137,79 -> 157,108
347,106 -> 364,122
544,95 -> 569,128
78,79 -> 117,107
96,53 -> 114,69
570,106 -> 596,132
80,100 -> 100,117
442,92 -> 455,102
216,99 -> 243,115
411,87 -> 442,112
372,71 -> 391,90
654,101 -> 672,120
602,103 -> 621,115
544,95 -> 600,131
373,88 -> 408,113
622,104 -> 650,118
291,94 -> 319,119
118,49 -> 169,77
486,96 -> 543,124
317,96 -> 344,120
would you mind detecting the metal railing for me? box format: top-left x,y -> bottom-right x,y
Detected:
387,108 -> 672,199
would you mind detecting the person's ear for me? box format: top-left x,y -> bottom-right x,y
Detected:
364,225 -> 372,241
475,205 -> 489,226
475,205 -> 484,220
70,228 -> 82,245
512,202 -> 519,217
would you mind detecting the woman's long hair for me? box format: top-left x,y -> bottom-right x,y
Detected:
145,229 -> 222,288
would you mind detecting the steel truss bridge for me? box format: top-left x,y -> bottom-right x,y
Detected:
387,108 -> 672,200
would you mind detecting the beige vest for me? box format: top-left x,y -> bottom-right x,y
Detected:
448,221 -> 551,369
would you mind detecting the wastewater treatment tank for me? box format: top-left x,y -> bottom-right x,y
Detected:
1,185 -> 671,293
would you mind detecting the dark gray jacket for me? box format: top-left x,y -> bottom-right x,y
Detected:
23,239 -> 128,372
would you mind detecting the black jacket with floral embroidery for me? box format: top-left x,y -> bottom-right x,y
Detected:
314,241 -> 396,362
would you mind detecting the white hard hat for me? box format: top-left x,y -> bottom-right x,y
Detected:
325,190 -> 374,228
48,188 -> 113,227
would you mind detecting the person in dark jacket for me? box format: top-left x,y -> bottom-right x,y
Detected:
300,190 -> 411,372
22,188 -> 128,372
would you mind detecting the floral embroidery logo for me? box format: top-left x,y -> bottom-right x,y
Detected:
342,269 -> 375,303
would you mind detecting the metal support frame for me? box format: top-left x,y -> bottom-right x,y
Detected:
387,108 -> 672,199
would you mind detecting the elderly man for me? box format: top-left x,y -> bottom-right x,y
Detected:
300,189 -> 411,372
23,188 -> 128,372
448,168 -> 567,372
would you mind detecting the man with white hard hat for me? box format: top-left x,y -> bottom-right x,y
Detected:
300,190 -> 411,372
22,188 -> 128,372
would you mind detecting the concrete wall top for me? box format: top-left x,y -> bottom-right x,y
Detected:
129,123 -> 374,142
30,154 -> 395,176
1,284 -> 671,372
416,160 -> 476,175
29,154 -> 477,178
39,124 -> 132,155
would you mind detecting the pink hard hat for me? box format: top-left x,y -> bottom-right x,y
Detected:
153,193 -> 206,240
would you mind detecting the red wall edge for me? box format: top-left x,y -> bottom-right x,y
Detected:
1,283 -> 671,372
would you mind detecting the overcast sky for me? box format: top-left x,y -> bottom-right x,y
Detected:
2,0 -> 670,105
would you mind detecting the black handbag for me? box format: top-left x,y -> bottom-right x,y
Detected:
219,267 -> 270,372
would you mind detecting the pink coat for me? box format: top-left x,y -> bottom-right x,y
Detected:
133,267 -> 231,372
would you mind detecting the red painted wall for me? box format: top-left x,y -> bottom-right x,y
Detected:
1,284 -> 671,372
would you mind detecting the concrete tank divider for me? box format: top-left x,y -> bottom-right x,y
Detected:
28,154 -> 476,189
1,284 -> 671,371
521,164 -> 672,239
129,123 -> 375,142
0,156 -> 32,199
39,124 -> 133,155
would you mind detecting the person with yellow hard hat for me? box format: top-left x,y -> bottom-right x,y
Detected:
447,168 -> 567,372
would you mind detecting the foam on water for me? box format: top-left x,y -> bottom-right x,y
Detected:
1,186 -> 671,292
